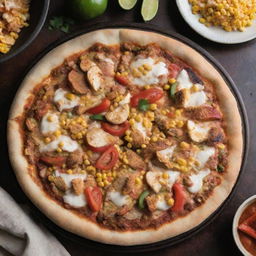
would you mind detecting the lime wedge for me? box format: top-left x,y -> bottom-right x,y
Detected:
141,0 -> 159,21
118,0 -> 137,10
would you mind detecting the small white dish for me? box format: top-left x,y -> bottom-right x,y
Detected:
176,0 -> 256,44
233,195 -> 256,256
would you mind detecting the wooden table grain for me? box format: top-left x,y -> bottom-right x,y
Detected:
1,1 -> 255,255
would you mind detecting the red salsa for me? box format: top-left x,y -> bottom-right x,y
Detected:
238,201 -> 256,255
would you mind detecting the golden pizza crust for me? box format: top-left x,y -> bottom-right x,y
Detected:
8,29 -> 243,245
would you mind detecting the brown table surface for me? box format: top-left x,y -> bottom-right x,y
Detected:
1,1 -> 255,255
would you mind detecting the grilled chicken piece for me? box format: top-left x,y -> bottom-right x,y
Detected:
71,178 -> 84,195
87,66 -> 104,91
68,70 -> 88,94
185,105 -> 223,121
86,128 -> 116,148
80,57 -> 96,72
105,104 -> 129,124
125,150 -> 146,170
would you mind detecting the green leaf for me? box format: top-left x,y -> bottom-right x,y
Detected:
170,82 -> 178,98
48,16 -> 74,33
138,99 -> 149,111
217,164 -> 224,173
90,114 -> 105,121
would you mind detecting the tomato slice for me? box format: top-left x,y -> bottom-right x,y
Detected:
87,144 -> 112,153
168,63 -> 181,79
115,74 -> 130,86
171,183 -> 186,212
40,156 -> 66,167
130,88 -> 164,107
101,121 -> 130,136
95,145 -> 119,170
87,98 -> 110,114
84,186 -> 102,212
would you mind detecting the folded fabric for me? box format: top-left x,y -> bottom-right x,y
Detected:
0,187 -> 70,256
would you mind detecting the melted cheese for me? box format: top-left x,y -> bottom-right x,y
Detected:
185,91 -> 207,107
131,57 -> 168,86
133,121 -> 147,137
195,146 -> 215,168
54,88 -> 79,111
103,58 -> 114,64
187,120 -> 211,143
176,69 -> 203,90
40,135 -> 79,152
188,169 -> 210,193
63,191 -> 87,208
119,93 -> 131,105
156,198 -> 170,211
166,170 -> 180,187
55,171 -> 87,188
108,191 -> 129,207
40,112 -> 59,135
157,145 -> 176,161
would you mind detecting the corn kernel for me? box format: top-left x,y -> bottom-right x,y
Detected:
84,159 -> 90,165
177,158 -> 187,166
67,169 -> 73,174
56,148 -> 62,153
175,109 -> 182,117
162,172 -> 169,179
125,130 -> 131,135
167,198 -> 174,206
127,143 -> 132,148
164,84 -> 170,90
48,175 -> 54,182
96,173 -> 102,178
136,149 -> 142,154
65,93 -> 75,100
143,64 -> 152,71
135,177 -> 142,185
151,136 -> 158,142
180,141 -> 190,149
217,143 -> 226,149
141,144 -> 147,149
104,180 -> 110,186
191,84 -> 199,93
98,182 -> 104,187
176,120 -> 184,128
129,119 -> 135,125
150,104 -> 157,111
54,130 -> 61,137
135,115 -> 142,122
144,85 -> 150,90
44,137 -> 51,144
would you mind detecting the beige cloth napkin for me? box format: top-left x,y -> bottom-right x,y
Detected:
0,187 -> 70,256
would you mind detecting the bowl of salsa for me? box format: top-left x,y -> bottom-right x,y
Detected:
233,195 -> 256,256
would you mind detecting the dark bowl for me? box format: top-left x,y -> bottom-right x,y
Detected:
0,0 -> 50,63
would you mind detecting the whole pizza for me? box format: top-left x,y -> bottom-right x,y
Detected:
8,29 -> 243,245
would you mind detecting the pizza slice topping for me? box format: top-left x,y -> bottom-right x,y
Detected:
21,42 -> 229,231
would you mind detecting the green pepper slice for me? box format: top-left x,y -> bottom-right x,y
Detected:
138,190 -> 150,209
170,82 -> 178,98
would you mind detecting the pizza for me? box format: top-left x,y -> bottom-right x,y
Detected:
8,29 -> 243,245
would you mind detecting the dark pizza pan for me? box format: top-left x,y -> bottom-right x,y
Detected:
13,23 -> 249,253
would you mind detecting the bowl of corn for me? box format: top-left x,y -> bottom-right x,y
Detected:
0,0 -> 50,63
176,0 -> 256,44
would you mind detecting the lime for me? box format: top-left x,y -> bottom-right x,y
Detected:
70,0 -> 108,20
118,0 -> 137,10
141,0 -> 159,21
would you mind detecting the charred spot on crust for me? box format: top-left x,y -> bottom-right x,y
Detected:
185,67 -> 203,85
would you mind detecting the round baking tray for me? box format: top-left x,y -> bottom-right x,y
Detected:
15,23 -> 249,253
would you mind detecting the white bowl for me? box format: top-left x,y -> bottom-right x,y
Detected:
233,195 -> 256,256
176,0 -> 256,44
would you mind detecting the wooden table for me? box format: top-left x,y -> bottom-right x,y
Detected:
1,1 -> 255,255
